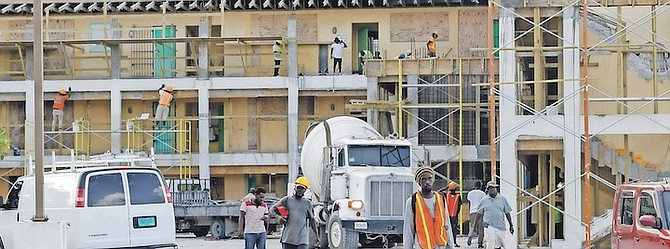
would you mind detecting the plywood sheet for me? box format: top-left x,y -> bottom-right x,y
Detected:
251,14 -> 317,43
458,10 -> 487,57
389,12 -> 448,42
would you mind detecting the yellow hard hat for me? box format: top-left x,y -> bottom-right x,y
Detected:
448,181 -> 458,189
59,89 -> 66,95
295,176 -> 310,188
275,40 -> 282,45
432,31 -> 440,37
166,86 -> 173,92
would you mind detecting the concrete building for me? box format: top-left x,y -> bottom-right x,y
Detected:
0,0 -> 668,248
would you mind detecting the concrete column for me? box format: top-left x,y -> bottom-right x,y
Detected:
367,77 -> 379,130
198,82 -> 211,182
24,47 -> 34,81
110,90 -> 122,154
110,21 -> 122,79
287,17 -> 299,183
25,83 -> 35,163
498,6 -> 519,248
407,75 -> 419,145
198,19 -> 210,80
561,6 -> 584,248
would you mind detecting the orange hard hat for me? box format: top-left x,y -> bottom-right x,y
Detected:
166,86 -> 173,92
448,181 -> 458,189
59,89 -> 66,95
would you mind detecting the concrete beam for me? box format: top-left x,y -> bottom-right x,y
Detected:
110,90 -> 121,154
198,81 -> 211,183
198,19 -> 210,80
517,138 -> 563,151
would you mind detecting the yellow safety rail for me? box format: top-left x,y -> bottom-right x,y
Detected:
177,119 -> 192,179
73,118 -> 90,157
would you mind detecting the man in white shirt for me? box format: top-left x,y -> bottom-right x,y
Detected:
467,181 -> 486,248
237,187 -> 269,249
330,37 -> 347,75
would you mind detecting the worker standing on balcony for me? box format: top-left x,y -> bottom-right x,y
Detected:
52,87 -> 71,131
427,31 -> 439,58
330,37 -> 347,75
273,40 -> 283,77
155,84 -> 174,127
446,181 -> 462,247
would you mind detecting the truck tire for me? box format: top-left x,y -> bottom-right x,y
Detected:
193,227 -> 210,237
210,219 -> 226,239
328,214 -> 358,249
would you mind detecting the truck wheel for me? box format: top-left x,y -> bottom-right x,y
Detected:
193,227 -> 210,237
328,214 -> 359,249
210,219 -> 226,239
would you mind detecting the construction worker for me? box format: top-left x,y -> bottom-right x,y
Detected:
446,181 -> 462,247
52,87 -> 71,131
155,84 -> 174,126
427,31 -> 439,58
270,176 -> 320,248
473,181 -> 514,249
330,37 -> 347,75
273,40 -> 283,76
403,166 -> 455,249
237,187 -> 269,249
467,181 -> 486,248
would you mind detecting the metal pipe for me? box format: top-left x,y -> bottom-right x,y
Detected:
488,0 -> 496,183
582,0 -> 592,247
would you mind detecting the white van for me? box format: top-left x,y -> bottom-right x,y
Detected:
0,166 -> 177,249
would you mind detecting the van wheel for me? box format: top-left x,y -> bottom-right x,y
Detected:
210,219 -> 226,239
193,227 -> 209,237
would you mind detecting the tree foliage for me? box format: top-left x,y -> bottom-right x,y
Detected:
0,128 -> 10,160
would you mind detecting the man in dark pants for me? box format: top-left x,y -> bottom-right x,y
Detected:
446,181 -> 462,247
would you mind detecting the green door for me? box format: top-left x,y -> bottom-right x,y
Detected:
154,26 -> 176,78
357,28 -> 369,73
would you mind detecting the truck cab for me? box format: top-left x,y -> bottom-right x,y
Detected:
612,181 -> 670,249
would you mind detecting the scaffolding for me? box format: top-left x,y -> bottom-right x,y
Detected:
126,118 -> 192,179
486,0 -> 670,248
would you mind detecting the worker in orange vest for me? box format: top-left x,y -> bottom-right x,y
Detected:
155,84 -> 174,127
52,87 -> 71,131
403,166 -> 455,249
427,31 -> 439,58
446,181 -> 462,247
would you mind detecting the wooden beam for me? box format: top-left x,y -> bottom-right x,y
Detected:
517,138 -> 563,151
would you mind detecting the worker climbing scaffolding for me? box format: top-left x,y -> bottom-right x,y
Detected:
155,84 -> 174,128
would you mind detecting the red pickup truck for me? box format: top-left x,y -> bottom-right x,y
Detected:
612,181 -> 670,248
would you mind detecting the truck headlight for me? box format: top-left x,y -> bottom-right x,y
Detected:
347,200 -> 364,209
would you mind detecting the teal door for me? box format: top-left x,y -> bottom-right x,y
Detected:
154,26 -> 176,78
153,102 -> 176,154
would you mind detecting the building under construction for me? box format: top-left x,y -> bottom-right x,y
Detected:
0,0 -> 669,247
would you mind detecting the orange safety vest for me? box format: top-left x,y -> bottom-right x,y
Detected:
159,91 -> 173,107
414,191 -> 448,249
427,36 -> 436,53
53,94 -> 68,110
446,193 -> 460,217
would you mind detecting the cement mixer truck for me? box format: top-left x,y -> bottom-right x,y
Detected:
301,116 -> 416,248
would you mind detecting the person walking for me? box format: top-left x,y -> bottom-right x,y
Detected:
237,187 -> 269,249
466,181 -> 486,248
427,31 -> 439,58
403,166 -> 455,249
52,87 -> 71,131
445,182 -> 462,247
155,84 -> 174,127
473,181 -> 514,249
330,37 -> 347,75
273,40 -> 283,76
270,176 -> 320,249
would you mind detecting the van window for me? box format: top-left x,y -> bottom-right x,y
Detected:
128,172 -> 165,205
638,192 -> 658,227
663,191 -> 670,228
88,173 -> 126,207
618,191 -> 634,226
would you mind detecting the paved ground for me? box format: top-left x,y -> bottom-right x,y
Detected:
176,233 -> 479,248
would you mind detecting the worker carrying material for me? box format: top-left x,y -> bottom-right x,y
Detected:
273,40 -> 283,76
155,84 -> 174,125
52,87 -> 71,131
427,31 -> 439,58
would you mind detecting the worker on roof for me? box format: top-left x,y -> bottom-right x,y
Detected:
155,84 -> 174,127
52,87 -> 71,132
427,31 -> 439,58
273,40 -> 283,76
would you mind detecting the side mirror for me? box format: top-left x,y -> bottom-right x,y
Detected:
639,215 -> 661,229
